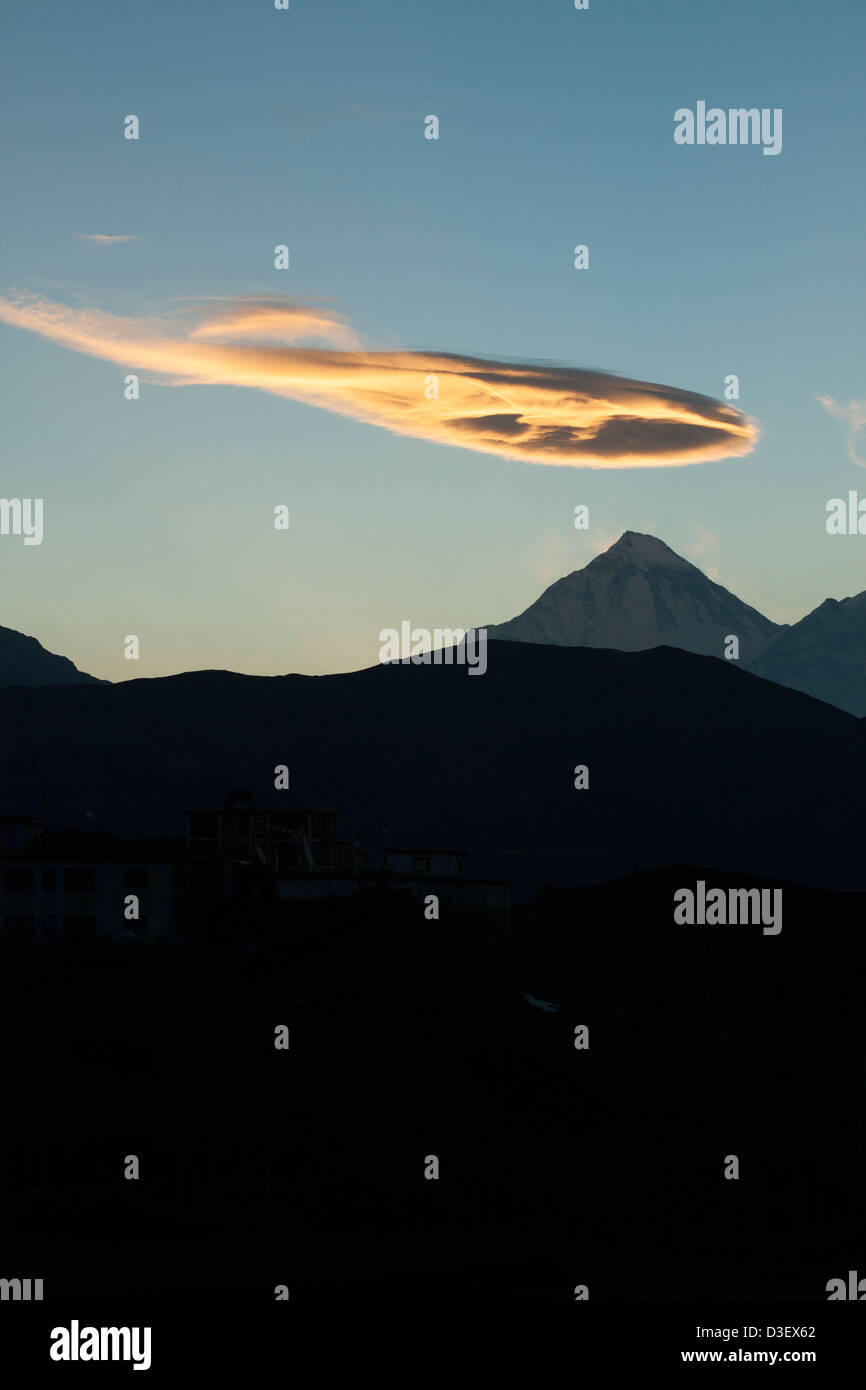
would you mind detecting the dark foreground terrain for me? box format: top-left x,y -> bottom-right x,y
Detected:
1,868 -> 863,1303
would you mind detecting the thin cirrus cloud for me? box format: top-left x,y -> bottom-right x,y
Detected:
818,395 -> 866,468
0,291 -> 759,468
75,233 -> 140,245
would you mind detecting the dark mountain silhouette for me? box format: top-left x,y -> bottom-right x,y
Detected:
0,624 -> 104,687
4,531 -> 862,718
2,643 -> 864,1308
745,590 -> 866,717
1,641 -> 863,893
484,531 -> 783,663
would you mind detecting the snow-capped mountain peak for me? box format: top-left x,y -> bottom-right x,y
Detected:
483,531 -> 782,661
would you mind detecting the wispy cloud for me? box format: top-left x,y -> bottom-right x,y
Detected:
0,292 -> 759,468
188,298 -> 360,348
75,234 -> 139,245
818,395 -> 866,469
684,523 -> 720,580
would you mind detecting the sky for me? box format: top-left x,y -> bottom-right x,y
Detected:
1,0 -> 864,681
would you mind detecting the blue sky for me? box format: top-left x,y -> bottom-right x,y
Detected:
1,0 -> 864,679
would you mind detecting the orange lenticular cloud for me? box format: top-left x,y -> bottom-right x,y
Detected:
0,292 -> 759,467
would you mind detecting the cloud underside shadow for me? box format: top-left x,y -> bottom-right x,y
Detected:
0,293 -> 759,468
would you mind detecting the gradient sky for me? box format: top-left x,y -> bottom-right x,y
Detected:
1,0 -> 864,681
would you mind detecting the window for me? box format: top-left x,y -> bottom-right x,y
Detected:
42,867 -> 57,892
2,867 -> 34,894
123,866 -> 149,891
412,856 -> 431,873
64,867 -> 95,894
3,914 -> 36,938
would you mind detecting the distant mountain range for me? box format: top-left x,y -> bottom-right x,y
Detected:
747,591 -> 866,718
1,530 -> 863,714
484,531 -> 865,715
0,625 -> 103,688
